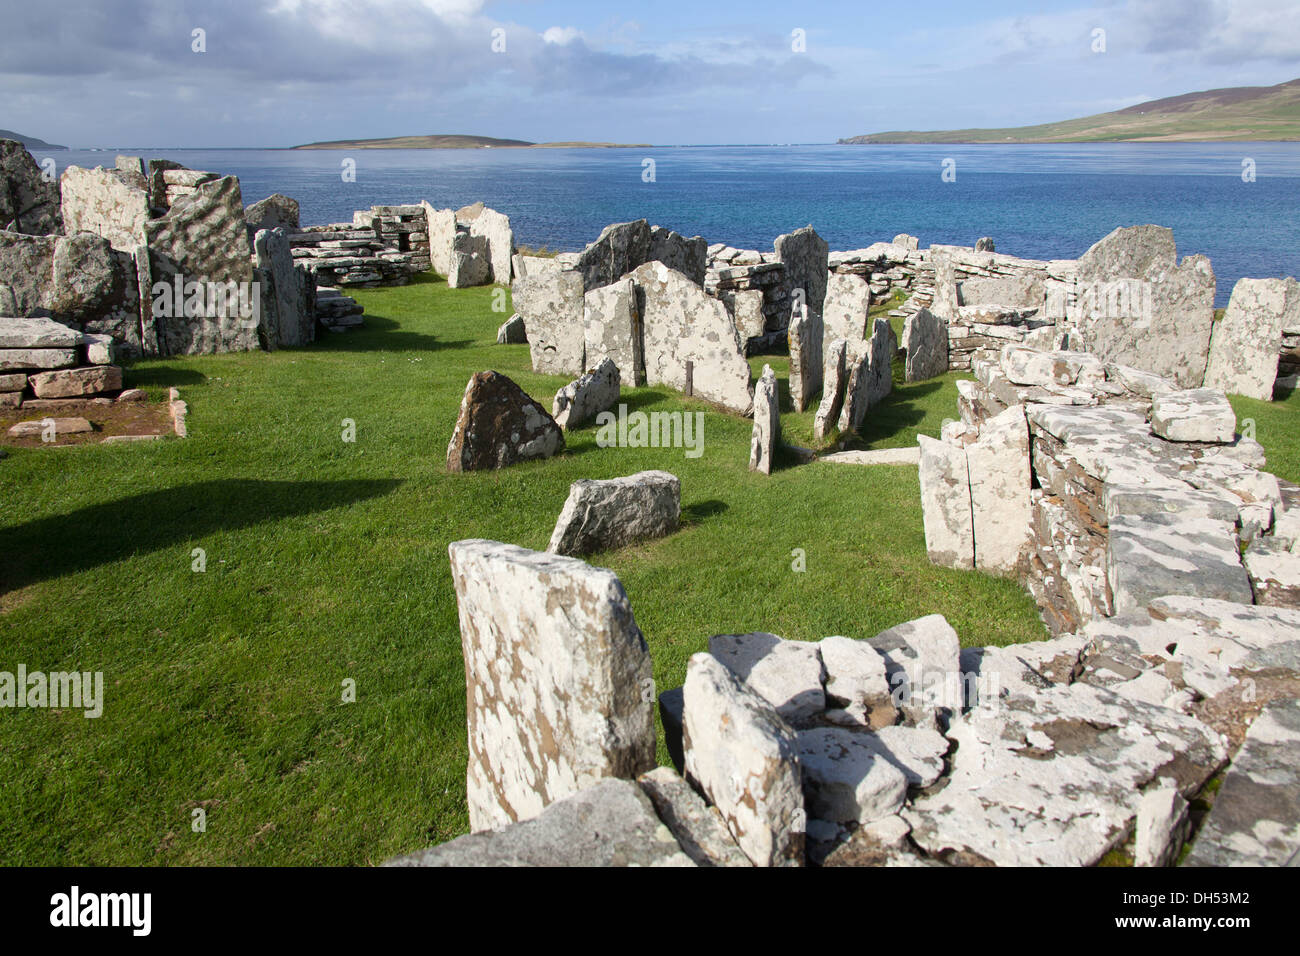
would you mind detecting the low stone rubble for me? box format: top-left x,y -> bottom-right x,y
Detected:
0,316 -> 124,406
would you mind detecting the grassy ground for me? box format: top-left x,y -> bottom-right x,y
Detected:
0,275 -> 1292,865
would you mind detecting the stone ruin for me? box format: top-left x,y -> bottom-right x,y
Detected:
385,531 -> 1300,867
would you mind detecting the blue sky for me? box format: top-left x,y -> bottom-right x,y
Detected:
0,0 -> 1297,147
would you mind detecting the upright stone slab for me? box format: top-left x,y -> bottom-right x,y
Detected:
60,165 -> 150,252
633,261 -> 753,414
1073,225 -> 1215,388
822,273 -> 871,358
1204,277 -> 1297,401
423,203 -> 457,277
575,219 -> 652,292
446,370 -> 564,472
787,301 -> 822,413
774,225 -> 828,319
813,338 -> 848,441
551,357 -> 620,431
682,653 -> 805,867
649,225 -> 707,286
254,227 -> 313,347
582,277 -> 642,385
469,207 -> 514,284
447,540 -> 657,832
749,364 -> 780,474
547,470 -> 681,557
967,405 -> 1032,574
244,193 -> 299,233
0,139 -> 61,235
516,267 -> 585,376
838,318 -> 895,433
917,435 -> 974,570
447,232 -> 491,288
903,307 -> 948,382
144,175 -> 258,356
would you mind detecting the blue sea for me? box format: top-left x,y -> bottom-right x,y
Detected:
49,144 -> 1300,306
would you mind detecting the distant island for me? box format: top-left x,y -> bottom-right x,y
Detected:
839,77 -> 1300,143
1,129 -> 66,150
293,134 -> 651,150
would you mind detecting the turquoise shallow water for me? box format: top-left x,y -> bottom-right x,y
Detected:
48,143 -> 1300,305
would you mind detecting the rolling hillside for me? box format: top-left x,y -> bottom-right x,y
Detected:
840,78 -> 1300,143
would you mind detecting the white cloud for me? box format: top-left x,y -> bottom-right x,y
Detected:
541,26 -> 583,46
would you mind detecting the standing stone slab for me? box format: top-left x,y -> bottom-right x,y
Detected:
838,318 -> 895,433
682,653 -> 805,867
868,614 -> 963,718
917,435 -> 974,570
1133,784 -> 1190,867
448,540 -> 657,832
822,273 -> 871,358
446,370 -> 564,472
552,357 -> 620,431
1185,698 -> 1300,866
1150,388 -> 1236,443
547,470 -> 680,556
59,165 -> 150,252
244,193 -> 299,233
749,364 -> 780,474
516,267 -> 585,376
708,633 -> 826,727
967,404 -> 1032,574
469,207 -> 514,284
813,338 -> 848,441
575,219 -> 652,292
447,232 -> 491,288
0,139 -> 61,234
633,261 -> 753,414
423,203 -> 457,277
787,301 -> 823,413
1073,225 -> 1215,389
903,307 -> 947,382
1204,277 -> 1297,401
496,313 -> 527,344
649,225 -> 707,286
582,277 -> 642,385
775,225 -> 828,320
385,778 -> 693,867
254,227 -> 313,347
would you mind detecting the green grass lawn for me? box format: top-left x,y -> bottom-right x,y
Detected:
1,274 -> 1292,865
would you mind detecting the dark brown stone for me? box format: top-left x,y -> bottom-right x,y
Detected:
446,370 -> 564,472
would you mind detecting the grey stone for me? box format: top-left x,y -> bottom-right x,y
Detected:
633,261 -> 752,414
546,470 -> 680,556
384,779 -> 694,867
0,139 -> 61,234
838,318 -> 895,433
575,219 -> 652,292
516,267 -> 584,376
445,370 -> 564,472
28,365 -> 121,398
708,632 -> 825,727
0,316 -> 84,348
469,207 -> 514,284
775,225 -> 828,319
1150,388 -> 1236,443
682,652 -> 805,867
868,614 -> 963,718
797,727 -> 909,825
0,348 -> 77,371
552,357 -> 620,431
649,225 -> 707,286
423,203 -> 457,277
447,540 -> 657,832
1185,699 -> 1300,867
749,364 -> 780,474
244,193 -> 299,233
1133,784 -> 1190,867
255,228 -> 313,347
1205,277 -> 1297,401
787,301 -> 823,413
917,435 -> 974,570
1244,537 -> 1300,608
967,404 -> 1032,574
495,313 -> 527,344
1107,514 -> 1253,613
637,767 -> 751,867
813,338 -> 848,441
822,273 -> 871,358
1073,225 -> 1215,389
902,307 -> 947,381
582,277 -> 641,385
447,232 -> 491,288
974,236 -> 995,253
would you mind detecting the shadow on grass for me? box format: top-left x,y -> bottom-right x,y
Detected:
0,478 -> 403,594
308,314 -> 475,353
122,366 -> 209,388
844,380 -> 943,448
682,499 -> 728,526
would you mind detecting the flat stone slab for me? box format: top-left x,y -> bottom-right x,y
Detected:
797,726 -> 909,825
0,316 -> 85,349
0,348 -> 78,371
820,447 -> 920,466
7,417 -> 93,438
29,365 -> 122,399
1185,698 -> 1300,866
904,682 -> 1225,866
1244,538 -> 1300,608
1107,514 -> 1253,613
1150,388 -> 1236,443
383,779 -> 695,867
